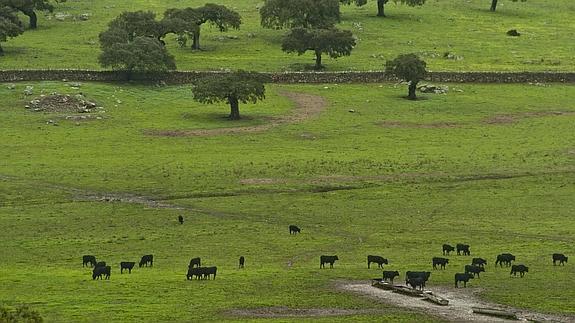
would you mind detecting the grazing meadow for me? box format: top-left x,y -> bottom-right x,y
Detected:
1,81 -> 574,321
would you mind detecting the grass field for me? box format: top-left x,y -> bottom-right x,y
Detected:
1,81 -> 574,321
1,0 -> 574,71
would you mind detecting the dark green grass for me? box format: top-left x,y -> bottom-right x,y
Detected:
0,0 -> 574,71
0,82 -> 574,321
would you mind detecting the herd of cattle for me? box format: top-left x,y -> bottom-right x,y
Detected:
84,225 -> 569,290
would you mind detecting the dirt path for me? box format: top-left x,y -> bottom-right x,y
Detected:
223,307 -> 384,318
146,91 -> 327,137
340,282 -> 574,322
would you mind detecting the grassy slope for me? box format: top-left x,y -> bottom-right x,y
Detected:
0,81 -> 574,321
0,0 -> 574,71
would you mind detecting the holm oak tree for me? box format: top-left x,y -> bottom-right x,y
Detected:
260,0 -> 341,29
385,53 -> 427,100
0,5 -> 23,55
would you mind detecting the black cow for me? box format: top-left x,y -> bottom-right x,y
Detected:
382,271 -> 400,283
455,273 -> 473,288
456,244 -> 471,256
120,262 -> 135,274
553,253 -> 568,266
472,258 -> 487,268
239,256 -> 245,269
202,266 -> 217,280
82,255 -> 97,267
189,257 -> 201,268
432,257 -> 449,270
178,215 -> 184,224
510,264 -> 529,277
465,265 -> 485,278
186,266 -> 217,280
289,225 -> 301,235
367,255 -> 388,269
95,261 -> 106,268
405,271 -> 431,287
407,277 -> 425,290
93,266 -> 111,280
320,255 -> 339,268
139,255 -> 153,267
187,267 -> 201,280
442,244 -> 455,256
495,253 -> 515,267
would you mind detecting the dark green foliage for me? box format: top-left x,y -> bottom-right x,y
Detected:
340,0 -> 425,17
1,0 -> 65,28
490,0 -> 527,12
0,304 -> 43,322
163,4 -> 241,50
98,36 -> 176,73
260,0 -> 341,29
0,5 -> 23,55
100,11 -> 164,48
192,71 -> 267,120
385,53 -> 427,100
282,27 -> 356,69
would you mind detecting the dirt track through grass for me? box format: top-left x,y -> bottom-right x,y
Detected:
145,91 -> 327,137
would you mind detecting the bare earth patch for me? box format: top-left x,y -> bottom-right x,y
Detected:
145,91 -> 327,137
483,111 -> 575,125
379,121 -> 462,129
340,282 -> 574,322
223,306 -> 383,318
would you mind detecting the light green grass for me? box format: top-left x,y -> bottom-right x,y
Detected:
1,81 -> 574,321
0,0 -> 574,71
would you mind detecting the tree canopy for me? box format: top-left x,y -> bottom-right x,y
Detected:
98,35 -> 176,74
282,27 -> 356,69
1,0 -> 65,29
490,0 -> 526,12
260,0 -> 341,29
340,0 -> 425,17
99,10 -> 164,48
385,53 -> 427,100
163,4 -> 241,50
192,71 -> 267,120
0,5 -> 23,55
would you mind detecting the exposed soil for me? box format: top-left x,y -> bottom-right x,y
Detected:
379,121 -> 462,129
340,282 -> 574,322
224,306 -> 384,318
483,111 -> 575,125
26,94 -> 100,113
146,91 -> 327,137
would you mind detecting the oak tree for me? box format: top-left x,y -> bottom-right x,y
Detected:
0,5 -> 23,55
260,0 -> 340,29
385,53 -> 427,100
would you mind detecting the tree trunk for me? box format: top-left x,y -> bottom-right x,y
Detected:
0,44 -> 4,56
315,50 -> 322,70
408,82 -> 417,100
24,10 -> 38,29
377,0 -> 386,17
228,97 -> 240,120
192,29 -> 200,50
490,0 -> 498,11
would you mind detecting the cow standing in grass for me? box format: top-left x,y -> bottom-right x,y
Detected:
511,265 -> 529,277
553,254 -> 568,266
189,257 -> 201,268
320,255 -> 338,268
455,273 -> 473,288
456,244 -> 471,256
382,271 -> 400,283
367,255 -> 388,269
239,256 -> 245,269
120,262 -> 135,274
465,265 -> 485,278
472,258 -> 487,268
83,255 -> 97,267
289,225 -> 301,234
496,253 -> 515,267
432,257 -> 449,270
139,255 -> 153,267
405,271 -> 431,287
442,244 -> 454,256
93,266 -> 111,280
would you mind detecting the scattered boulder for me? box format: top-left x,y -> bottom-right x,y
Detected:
79,13 -> 90,21
6,84 -> 15,90
24,86 -> 34,96
507,29 -> 521,37
418,84 -> 449,94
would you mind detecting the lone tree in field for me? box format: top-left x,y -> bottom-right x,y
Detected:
163,4 -> 241,50
490,0 -> 526,12
0,5 -> 23,56
282,27 -> 356,70
385,53 -> 427,100
340,0 -> 425,17
260,0 -> 341,29
99,36 -> 176,75
192,71 -> 267,120
2,0 -> 66,29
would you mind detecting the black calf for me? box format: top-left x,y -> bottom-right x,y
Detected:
472,258 -> 487,267
82,255 -> 97,267
93,266 -> 111,280
320,255 -> 339,268
456,244 -> 471,256
432,257 -> 449,270
367,255 -> 388,269
120,262 -> 135,274
382,271 -> 400,283
510,264 -> 529,277
442,244 -> 455,256
464,265 -> 485,278
239,256 -> 245,269
553,253 -> 568,266
455,273 -> 473,288
289,225 -> 301,234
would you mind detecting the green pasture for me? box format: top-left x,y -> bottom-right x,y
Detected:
0,0 -> 574,71
0,81 -> 574,321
